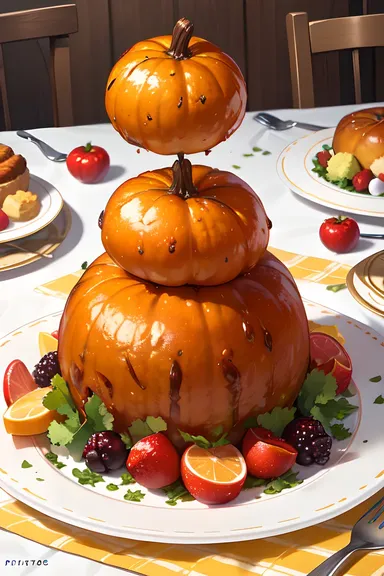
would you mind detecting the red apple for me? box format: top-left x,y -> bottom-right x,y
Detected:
242,427 -> 297,479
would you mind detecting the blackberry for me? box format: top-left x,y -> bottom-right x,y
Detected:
83,431 -> 127,473
283,417 -> 332,466
32,351 -> 61,388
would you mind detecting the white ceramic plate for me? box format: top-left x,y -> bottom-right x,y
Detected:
0,302 -> 383,544
0,175 -> 63,244
276,128 -> 384,217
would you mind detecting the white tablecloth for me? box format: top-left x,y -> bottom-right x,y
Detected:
0,104 -> 383,574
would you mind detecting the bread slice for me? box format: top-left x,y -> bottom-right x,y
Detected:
0,168 -> 30,207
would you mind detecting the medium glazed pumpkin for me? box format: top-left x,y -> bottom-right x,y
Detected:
333,107 -> 384,169
101,158 -> 271,286
58,251 -> 310,445
105,18 -> 246,155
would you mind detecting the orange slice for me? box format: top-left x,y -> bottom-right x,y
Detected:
3,386 -> 56,436
181,444 -> 247,504
39,332 -> 58,357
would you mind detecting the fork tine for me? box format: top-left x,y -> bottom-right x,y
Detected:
368,502 -> 384,524
360,496 -> 384,521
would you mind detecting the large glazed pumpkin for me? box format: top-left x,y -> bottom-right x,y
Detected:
58,251 -> 309,445
105,18 -> 246,155
333,107 -> 384,169
101,158 -> 271,286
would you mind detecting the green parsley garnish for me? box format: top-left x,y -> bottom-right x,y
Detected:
243,476 -> 266,490
120,472 -> 136,485
262,150 -> 271,156
232,165 -> 241,169
106,483 -> 119,491
243,153 -> 254,157
252,147 -> 262,153
370,375 -> 382,383
178,430 -> 229,449
322,144 -> 333,151
124,489 -> 145,502
244,406 -> 296,437
264,470 -> 302,494
326,283 -> 347,293
329,423 -> 352,440
374,395 -> 384,405
81,261 -> 88,270
72,468 -> 104,487
45,452 -> 66,469
162,480 -> 195,506
21,460 -> 32,469
36,478 -> 45,482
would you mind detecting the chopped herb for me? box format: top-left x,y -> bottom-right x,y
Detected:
232,165 -> 241,170
326,283 -> 347,293
322,144 -> 333,151
128,416 -> 167,443
36,478 -> 45,482
243,153 -> 254,157
121,472 -> 136,485
262,150 -> 271,156
370,375 -> 382,383
45,452 -> 66,469
163,480 -> 195,506
374,395 -> 384,405
21,460 -> 32,469
106,483 -> 119,491
341,387 -> 355,398
72,468 -> 104,487
312,158 -> 327,178
81,261 -> 88,270
252,147 -> 262,152
120,433 -> 132,449
243,475 -> 266,490
329,423 -> 352,440
178,429 -> 229,449
85,395 -> 114,432
264,470 -> 302,494
145,416 -> 167,433
124,489 -> 145,502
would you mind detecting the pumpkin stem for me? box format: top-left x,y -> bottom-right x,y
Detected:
167,18 -> 194,60
170,158 -> 198,199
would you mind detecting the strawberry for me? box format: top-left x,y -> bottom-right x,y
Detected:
126,433 -> 180,489
316,150 -> 332,168
3,360 -> 37,407
378,173 -> 384,183
352,169 -> 374,191
0,209 -> 9,232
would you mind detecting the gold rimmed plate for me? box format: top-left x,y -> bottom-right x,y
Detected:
0,175 -> 64,245
0,203 -> 71,272
347,253 -> 384,318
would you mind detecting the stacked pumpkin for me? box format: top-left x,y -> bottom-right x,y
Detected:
58,19 -> 310,448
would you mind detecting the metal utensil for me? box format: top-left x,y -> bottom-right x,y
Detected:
307,496 -> 384,576
360,233 -> 384,239
16,130 -> 67,162
254,112 -> 329,132
3,242 -> 53,259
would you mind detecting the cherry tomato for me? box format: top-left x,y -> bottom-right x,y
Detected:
66,142 -> 110,184
310,332 -> 352,395
319,216 -> 360,253
242,427 -> 297,479
0,209 -> 9,231
126,433 -> 180,489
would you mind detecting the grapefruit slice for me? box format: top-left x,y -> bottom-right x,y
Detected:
3,386 -> 56,436
38,332 -> 58,357
310,332 -> 352,394
181,444 -> 246,504
3,360 -> 37,407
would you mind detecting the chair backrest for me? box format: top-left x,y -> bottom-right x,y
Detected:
286,12 -> 384,108
0,5 -> 78,129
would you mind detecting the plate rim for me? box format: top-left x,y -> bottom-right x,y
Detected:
0,174 -> 64,245
0,302 -> 384,544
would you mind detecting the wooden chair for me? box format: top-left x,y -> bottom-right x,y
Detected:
0,5 -> 78,129
286,12 -> 384,108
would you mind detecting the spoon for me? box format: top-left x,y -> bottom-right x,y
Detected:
254,112 -> 329,132
16,130 -> 67,162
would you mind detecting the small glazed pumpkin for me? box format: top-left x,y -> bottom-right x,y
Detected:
58,251 -> 310,446
101,158 -> 271,286
333,107 -> 384,169
105,18 -> 246,155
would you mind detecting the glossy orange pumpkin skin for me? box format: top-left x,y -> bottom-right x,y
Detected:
105,21 -> 246,155
101,162 -> 270,286
58,251 -> 309,444
333,107 -> 384,169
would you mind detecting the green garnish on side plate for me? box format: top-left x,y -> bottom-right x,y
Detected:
72,468 -> 104,487
124,489 -> 145,502
45,452 -> 66,469
370,375 -> 382,383
21,460 -> 32,469
374,395 -> 384,405
106,483 -> 119,491
120,472 -> 136,485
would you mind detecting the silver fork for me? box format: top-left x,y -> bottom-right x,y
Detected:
307,496 -> 384,575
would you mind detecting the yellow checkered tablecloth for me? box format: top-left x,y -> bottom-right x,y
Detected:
1,247 -> 381,575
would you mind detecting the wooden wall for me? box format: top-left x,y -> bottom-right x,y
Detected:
0,0 -> 383,130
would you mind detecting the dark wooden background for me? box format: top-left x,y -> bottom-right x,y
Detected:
1,0 -> 383,130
